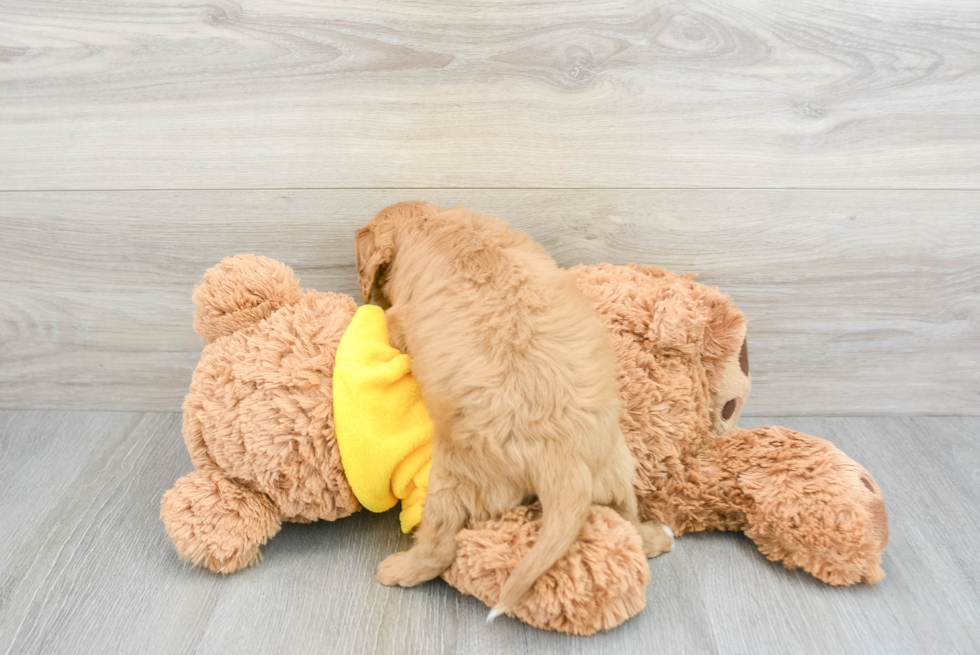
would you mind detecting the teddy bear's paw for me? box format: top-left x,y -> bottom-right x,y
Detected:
862,561 -> 886,585
161,468 -> 282,573
377,550 -> 446,587
206,549 -> 259,575
637,520 -> 674,558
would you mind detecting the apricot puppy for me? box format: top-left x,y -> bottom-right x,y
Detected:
355,202 -> 672,617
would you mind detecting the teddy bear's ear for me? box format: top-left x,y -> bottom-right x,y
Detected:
698,288 -> 747,367
354,222 -> 393,305
192,254 -> 302,342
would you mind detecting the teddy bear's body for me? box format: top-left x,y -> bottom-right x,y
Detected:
162,254 -> 888,634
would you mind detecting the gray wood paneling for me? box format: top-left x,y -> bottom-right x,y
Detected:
0,411 -> 977,654
1,190 -> 977,414
0,1 -> 978,190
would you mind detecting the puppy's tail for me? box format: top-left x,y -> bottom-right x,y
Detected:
488,462 -> 591,621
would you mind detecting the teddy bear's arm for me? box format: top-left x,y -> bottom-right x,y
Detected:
704,426 -> 888,585
161,468 -> 282,574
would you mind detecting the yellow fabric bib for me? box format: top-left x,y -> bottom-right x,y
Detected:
333,305 -> 432,532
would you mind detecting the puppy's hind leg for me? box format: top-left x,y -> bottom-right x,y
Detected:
593,457 -> 674,557
603,475 -> 673,559
377,465 -> 465,587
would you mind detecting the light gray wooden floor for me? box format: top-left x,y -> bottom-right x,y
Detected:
0,411 -> 976,655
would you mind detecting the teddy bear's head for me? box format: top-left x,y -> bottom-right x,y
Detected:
181,255 -> 360,526
572,263 -> 752,513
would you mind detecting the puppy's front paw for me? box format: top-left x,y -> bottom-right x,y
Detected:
377,551 -> 438,587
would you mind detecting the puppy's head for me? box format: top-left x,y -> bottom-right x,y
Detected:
354,201 -> 441,305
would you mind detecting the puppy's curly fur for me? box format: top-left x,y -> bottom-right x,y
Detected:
355,202 -> 672,617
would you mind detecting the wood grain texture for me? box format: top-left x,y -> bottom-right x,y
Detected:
1,0 -> 978,189
0,411 -> 977,654
1,189 -> 977,414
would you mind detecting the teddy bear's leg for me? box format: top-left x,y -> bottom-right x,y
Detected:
442,504 -> 651,635
161,468 -> 282,574
706,426 -> 888,585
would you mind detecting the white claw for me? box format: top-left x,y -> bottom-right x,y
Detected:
662,524 -> 674,538
486,607 -> 503,623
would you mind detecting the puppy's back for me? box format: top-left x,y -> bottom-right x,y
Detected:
401,207 -> 619,433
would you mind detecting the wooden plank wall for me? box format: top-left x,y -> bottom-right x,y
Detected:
0,1 -> 978,414
2,0 -> 979,189
2,190 -> 976,414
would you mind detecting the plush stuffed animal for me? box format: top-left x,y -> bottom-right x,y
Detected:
162,254 -> 888,635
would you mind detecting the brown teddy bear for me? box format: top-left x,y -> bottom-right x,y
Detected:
161,254 -> 888,635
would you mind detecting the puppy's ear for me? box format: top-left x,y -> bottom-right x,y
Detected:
354,222 -> 393,304
355,201 -> 439,304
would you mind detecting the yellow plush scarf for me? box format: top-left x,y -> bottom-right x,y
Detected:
333,305 -> 432,533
